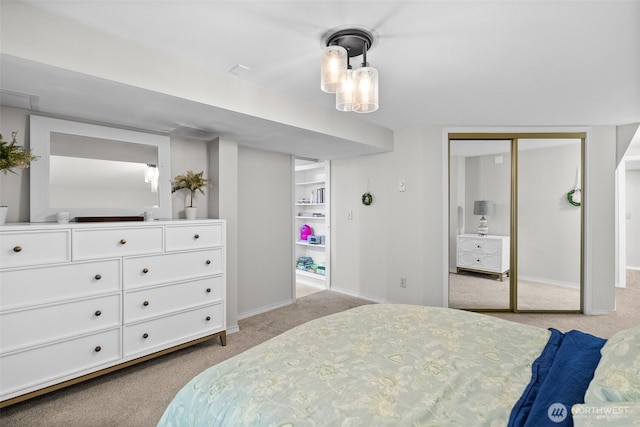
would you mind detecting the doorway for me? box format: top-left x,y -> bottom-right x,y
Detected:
449,133 -> 584,313
293,158 -> 330,299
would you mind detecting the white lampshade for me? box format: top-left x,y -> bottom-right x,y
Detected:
352,66 -> 379,113
321,45 -> 347,93
336,69 -> 354,111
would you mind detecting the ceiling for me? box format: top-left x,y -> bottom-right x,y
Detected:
1,1 -> 639,158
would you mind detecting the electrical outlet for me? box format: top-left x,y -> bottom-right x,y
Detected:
400,277 -> 407,288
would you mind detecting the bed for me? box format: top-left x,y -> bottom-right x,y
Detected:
158,304 -> 640,426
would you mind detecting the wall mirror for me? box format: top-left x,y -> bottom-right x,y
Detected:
30,115 -> 171,222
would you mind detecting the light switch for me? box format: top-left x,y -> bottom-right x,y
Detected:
399,180 -> 406,192
348,211 -> 353,220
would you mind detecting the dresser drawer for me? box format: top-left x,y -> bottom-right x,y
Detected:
123,303 -> 224,358
0,230 -> 70,268
458,237 -> 502,255
458,252 -> 502,271
123,249 -> 223,290
0,294 -> 121,353
124,276 -> 223,323
0,260 -> 120,310
166,223 -> 223,251
72,227 -> 163,261
0,327 -> 121,397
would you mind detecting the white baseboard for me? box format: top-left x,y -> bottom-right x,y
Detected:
517,275 -> 580,289
330,286 -> 388,304
237,298 -> 294,321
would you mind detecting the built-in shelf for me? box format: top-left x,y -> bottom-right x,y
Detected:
296,269 -> 326,281
296,180 -> 325,186
296,241 -> 325,248
294,159 -> 329,289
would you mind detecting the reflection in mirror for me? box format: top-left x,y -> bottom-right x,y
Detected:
449,140 -> 511,310
50,133 -> 159,209
30,116 -> 171,222
517,139 -> 582,311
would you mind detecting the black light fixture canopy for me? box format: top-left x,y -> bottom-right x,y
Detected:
324,28 -> 374,59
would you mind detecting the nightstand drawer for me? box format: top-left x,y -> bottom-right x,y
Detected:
1,294 -> 121,352
0,260 -> 120,310
123,249 -> 223,290
72,227 -> 163,260
0,328 -> 121,397
123,303 -> 224,358
458,237 -> 501,255
166,223 -> 223,251
123,276 -> 223,323
0,230 -> 70,268
458,253 -> 501,271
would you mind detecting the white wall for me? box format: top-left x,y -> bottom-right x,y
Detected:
170,136 -> 210,219
331,126 -> 444,307
0,107 -> 31,222
332,125 -> 616,314
237,146 -> 293,318
627,169 -> 640,268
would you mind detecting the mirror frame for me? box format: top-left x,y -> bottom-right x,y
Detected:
30,115 -> 171,222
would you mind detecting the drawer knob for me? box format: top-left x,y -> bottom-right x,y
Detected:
95,346 -> 102,352
143,333 -> 149,339
477,259 -> 481,263
194,234 -> 200,239
142,268 -> 149,274
206,316 -> 211,321
95,310 -> 102,317
206,288 -> 211,293
13,246 -> 22,253
95,274 -> 102,280
206,259 -> 211,265
120,239 -> 127,245
477,245 -> 481,248
143,300 -> 149,307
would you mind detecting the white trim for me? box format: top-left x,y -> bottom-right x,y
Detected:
237,298 -> 294,320
330,287 -> 388,304
442,126 -> 592,312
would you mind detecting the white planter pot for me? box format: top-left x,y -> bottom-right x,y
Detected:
0,206 -> 7,224
185,207 -> 197,220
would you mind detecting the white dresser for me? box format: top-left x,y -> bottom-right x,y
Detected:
0,220 -> 226,406
456,234 -> 510,280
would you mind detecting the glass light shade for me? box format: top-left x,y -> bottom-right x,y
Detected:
336,69 -> 354,111
352,66 -> 379,113
321,45 -> 347,93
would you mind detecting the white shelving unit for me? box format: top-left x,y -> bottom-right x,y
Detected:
294,159 -> 330,289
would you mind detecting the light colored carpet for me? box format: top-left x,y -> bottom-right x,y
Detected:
0,291 -> 372,427
449,271 -> 581,311
296,282 -> 324,298
489,269 -> 639,339
0,272 -> 637,426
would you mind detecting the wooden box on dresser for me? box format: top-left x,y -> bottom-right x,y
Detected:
0,219 -> 226,407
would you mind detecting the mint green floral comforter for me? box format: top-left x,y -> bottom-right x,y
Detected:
158,304 -> 551,426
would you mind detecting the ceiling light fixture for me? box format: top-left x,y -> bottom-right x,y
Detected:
321,28 -> 378,113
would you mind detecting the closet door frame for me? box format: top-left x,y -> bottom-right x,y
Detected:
448,132 -> 585,313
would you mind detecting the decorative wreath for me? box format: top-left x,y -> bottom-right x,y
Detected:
362,192 -> 373,206
567,189 -> 581,207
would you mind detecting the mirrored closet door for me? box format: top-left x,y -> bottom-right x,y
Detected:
449,133 -> 584,313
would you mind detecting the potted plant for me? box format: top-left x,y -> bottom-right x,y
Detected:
171,170 -> 209,220
0,131 -> 38,224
